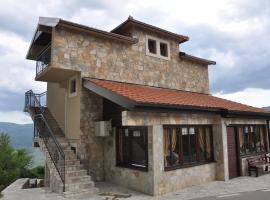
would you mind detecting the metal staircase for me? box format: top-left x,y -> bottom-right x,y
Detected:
24,90 -> 98,196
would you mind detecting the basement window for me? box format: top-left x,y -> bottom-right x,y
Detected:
146,35 -> 170,60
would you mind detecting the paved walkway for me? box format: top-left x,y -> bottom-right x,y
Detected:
2,175 -> 270,200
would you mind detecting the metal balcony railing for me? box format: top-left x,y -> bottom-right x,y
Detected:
36,43 -> 51,76
25,90 -> 47,113
24,90 -> 65,191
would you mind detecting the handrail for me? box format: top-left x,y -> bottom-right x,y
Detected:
25,90 -> 65,192
34,114 -> 65,190
25,90 -> 47,114
36,43 -> 51,76
35,114 -> 65,157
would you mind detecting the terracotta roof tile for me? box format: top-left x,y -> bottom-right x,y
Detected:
89,79 -> 268,114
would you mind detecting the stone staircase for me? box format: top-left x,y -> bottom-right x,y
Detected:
30,107 -> 99,197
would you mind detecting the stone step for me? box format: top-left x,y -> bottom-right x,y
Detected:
64,182 -> 96,193
66,175 -> 92,184
61,164 -> 83,171
66,169 -> 88,177
65,159 -> 80,165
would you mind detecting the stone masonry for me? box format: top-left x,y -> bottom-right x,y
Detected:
78,87 -> 104,181
51,25 -> 209,94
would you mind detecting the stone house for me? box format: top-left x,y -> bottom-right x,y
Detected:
24,16 -> 270,196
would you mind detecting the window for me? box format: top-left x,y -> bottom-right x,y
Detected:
238,125 -> 267,156
69,76 -> 77,97
116,126 -> 148,171
146,35 -> 170,60
148,39 -> 157,54
160,42 -> 168,57
164,125 -> 213,170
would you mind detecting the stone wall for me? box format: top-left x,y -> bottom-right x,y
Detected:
104,126 -> 155,194
121,111 -> 222,195
51,25 -> 209,94
78,88 -> 104,181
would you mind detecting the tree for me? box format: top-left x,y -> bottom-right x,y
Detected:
0,132 -> 43,193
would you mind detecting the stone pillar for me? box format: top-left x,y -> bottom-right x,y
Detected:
213,119 -> 229,181
44,162 -> 50,187
151,125 -> 163,195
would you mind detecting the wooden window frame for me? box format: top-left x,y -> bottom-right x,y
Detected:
236,124 -> 269,157
164,125 -> 214,171
116,126 -> 148,171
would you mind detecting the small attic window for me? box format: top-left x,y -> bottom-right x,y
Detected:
160,42 -> 168,57
148,39 -> 157,54
146,35 -> 170,60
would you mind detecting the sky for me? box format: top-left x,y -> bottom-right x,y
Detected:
0,0 -> 269,124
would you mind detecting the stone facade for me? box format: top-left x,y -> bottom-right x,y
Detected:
104,126 -> 155,194
78,87 -> 104,181
36,19 -> 269,196
51,25 -> 209,94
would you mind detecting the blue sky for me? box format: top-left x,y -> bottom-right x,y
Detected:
0,0 -> 269,124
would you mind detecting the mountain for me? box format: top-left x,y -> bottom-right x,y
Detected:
263,106 -> 270,111
0,122 -> 44,166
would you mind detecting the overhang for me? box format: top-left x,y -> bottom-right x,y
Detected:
111,16 -> 189,44
83,78 -> 270,119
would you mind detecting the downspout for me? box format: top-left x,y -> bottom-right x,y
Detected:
267,120 -> 270,152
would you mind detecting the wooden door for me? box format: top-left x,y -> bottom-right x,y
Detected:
227,126 -> 240,179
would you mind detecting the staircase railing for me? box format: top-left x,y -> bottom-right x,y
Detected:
25,90 -> 65,192
34,114 -> 65,191
25,90 -> 47,114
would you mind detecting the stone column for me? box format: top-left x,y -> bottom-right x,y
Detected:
151,125 -> 163,195
213,119 -> 229,181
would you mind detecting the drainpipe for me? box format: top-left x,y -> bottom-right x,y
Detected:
266,120 -> 270,152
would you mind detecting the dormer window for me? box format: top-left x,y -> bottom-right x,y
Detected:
146,35 -> 170,60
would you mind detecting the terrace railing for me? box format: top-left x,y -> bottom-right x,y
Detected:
36,43 -> 51,76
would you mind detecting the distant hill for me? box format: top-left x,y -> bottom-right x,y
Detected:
263,106 -> 270,111
0,122 -> 44,166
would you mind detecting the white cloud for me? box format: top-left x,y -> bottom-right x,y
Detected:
0,32 -> 46,94
214,88 -> 270,108
0,111 -> 32,124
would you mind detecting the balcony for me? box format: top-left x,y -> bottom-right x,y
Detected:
24,90 -> 47,112
36,44 -> 51,76
34,43 -> 77,82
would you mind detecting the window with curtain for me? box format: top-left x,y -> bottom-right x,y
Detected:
164,125 -> 213,170
238,125 -> 268,156
116,126 -> 148,171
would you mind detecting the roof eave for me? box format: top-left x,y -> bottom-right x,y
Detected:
179,52 -> 216,65
59,19 -> 137,44
111,17 -> 189,44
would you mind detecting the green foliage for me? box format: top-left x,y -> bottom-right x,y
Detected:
0,132 -> 44,193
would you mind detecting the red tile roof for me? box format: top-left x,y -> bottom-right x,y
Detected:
88,79 -> 268,114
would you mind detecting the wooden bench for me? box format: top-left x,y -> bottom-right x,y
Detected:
247,154 -> 270,177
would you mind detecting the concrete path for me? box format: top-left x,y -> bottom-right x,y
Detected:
194,190 -> 270,200
2,175 -> 270,200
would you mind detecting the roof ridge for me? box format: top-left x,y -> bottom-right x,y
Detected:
111,16 -> 189,43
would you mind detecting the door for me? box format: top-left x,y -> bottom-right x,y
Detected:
227,126 -> 240,179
